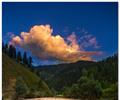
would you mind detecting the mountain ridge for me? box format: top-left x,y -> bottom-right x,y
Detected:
34,54 -> 118,92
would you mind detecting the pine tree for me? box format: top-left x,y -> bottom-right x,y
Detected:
8,45 -> 16,58
23,52 -> 28,65
2,42 -> 5,52
17,51 -> 22,62
4,43 -> 8,54
13,46 -> 16,59
28,56 -> 32,67
8,45 -> 13,57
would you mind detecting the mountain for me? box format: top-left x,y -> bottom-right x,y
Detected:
34,54 -> 118,93
2,53 -> 52,100
34,61 -> 94,91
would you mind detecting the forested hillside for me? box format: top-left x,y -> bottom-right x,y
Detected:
35,54 -> 118,100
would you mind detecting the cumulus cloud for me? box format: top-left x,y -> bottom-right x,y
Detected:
10,24 -> 101,62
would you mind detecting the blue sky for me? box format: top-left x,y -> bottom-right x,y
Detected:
2,2 -> 118,65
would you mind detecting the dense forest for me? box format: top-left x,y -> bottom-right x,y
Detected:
35,53 -> 118,100
2,42 -> 118,100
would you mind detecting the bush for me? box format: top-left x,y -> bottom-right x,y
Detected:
15,77 -> 29,99
102,83 -> 118,100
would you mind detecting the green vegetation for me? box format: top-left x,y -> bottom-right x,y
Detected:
63,69 -> 102,100
17,51 -> 22,62
2,53 -> 52,100
2,43 -> 118,100
36,54 -> 118,100
15,77 -> 29,99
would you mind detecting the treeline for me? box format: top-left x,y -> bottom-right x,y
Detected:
2,42 -> 33,68
62,54 -> 118,100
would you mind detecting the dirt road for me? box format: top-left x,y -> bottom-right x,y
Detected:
25,97 -> 79,100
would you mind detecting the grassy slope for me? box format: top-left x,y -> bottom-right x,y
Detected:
2,53 -> 52,99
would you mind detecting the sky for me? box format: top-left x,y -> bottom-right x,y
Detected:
2,2 -> 118,65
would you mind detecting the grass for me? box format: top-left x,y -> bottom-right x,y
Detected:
2,53 -> 52,99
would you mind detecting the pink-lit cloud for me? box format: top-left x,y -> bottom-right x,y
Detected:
10,24 -> 101,62
78,33 -> 100,49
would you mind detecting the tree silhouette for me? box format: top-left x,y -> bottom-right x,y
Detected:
28,56 -> 32,67
13,46 -> 16,59
4,43 -> 8,54
8,45 -> 14,57
23,52 -> 28,65
2,42 -> 5,52
8,45 -> 16,58
17,51 -> 22,62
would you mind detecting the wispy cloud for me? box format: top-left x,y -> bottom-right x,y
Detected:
78,32 -> 100,49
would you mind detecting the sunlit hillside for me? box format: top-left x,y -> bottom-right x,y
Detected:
2,53 -> 52,100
